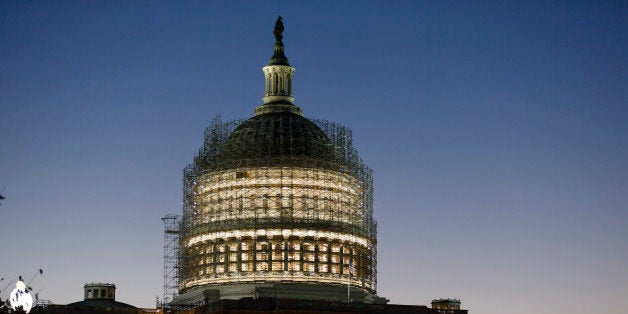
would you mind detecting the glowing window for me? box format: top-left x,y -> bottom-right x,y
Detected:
304,263 -> 315,272
257,262 -> 269,271
272,262 -> 283,271
290,252 -> 300,261
289,262 -> 300,271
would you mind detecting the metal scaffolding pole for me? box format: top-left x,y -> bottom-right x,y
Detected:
162,214 -> 180,307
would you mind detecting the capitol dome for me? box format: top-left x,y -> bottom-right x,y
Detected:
173,17 -> 382,306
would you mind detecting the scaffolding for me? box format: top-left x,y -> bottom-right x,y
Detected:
175,113 -> 377,298
162,214 -> 180,306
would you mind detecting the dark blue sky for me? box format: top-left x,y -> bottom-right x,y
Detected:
1,1 -> 627,313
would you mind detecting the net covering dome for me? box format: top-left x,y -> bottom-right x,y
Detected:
212,111 -> 338,170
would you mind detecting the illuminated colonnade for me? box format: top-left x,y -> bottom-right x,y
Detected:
195,168 -> 362,225
181,167 -> 375,292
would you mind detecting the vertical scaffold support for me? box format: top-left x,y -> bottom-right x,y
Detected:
162,214 -> 180,307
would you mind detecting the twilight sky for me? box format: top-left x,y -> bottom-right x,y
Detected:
1,1 -> 627,313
